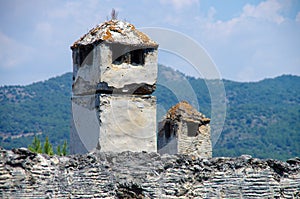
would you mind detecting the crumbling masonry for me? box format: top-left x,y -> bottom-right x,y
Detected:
158,101 -> 212,158
70,19 -> 212,158
70,20 -> 158,154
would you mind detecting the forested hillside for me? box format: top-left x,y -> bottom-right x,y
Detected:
0,73 -> 72,149
215,75 -> 300,159
0,65 -> 299,160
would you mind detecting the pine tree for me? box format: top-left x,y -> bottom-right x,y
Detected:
56,145 -> 61,156
28,136 -> 42,153
62,140 -> 68,156
43,136 -> 54,155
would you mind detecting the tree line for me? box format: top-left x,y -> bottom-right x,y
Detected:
28,136 -> 68,156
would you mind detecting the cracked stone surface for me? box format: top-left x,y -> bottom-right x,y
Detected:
1,148 -> 299,198
70,20 -> 158,154
98,94 -> 156,152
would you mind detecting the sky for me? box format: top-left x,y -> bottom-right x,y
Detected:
0,0 -> 299,85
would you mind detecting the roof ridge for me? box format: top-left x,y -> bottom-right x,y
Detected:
71,20 -> 158,49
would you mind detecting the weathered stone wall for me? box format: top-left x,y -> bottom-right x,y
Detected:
72,43 -> 158,95
70,20 -> 158,154
158,101 -> 212,158
178,121 -> 212,158
1,148 -> 299,198
98,94 -> 156,152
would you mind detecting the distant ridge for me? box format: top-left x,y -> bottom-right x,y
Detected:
0,65 -> 299,160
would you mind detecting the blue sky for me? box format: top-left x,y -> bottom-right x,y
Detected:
0,0 -> 299,85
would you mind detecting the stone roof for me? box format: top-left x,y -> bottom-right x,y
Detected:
167,101 -> 210,124
71,20 -> 158,49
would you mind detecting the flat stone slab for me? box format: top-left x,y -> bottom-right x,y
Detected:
99,94 -> 157,152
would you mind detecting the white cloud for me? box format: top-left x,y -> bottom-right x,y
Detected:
207,7 -> 216,21
0,32 -> 34,69
193,0 -> 300,81
200,0 -> 287,40
160,0 -> 199,10
242,0 -> 285,24
48,0 -> 106,26
34,22 -> 54,44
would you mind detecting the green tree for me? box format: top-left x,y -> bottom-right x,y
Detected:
62,140 -> 68,156
56,145 -> 61,156
28,136 -> 42,153
43,136 -> 54,155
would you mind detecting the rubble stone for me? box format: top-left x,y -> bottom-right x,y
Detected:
0,148 -> 299,198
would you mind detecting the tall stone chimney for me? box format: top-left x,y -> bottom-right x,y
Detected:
70,20 -> 158,154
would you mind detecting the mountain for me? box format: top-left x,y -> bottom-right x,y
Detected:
215,75 -> 300,160
0,73 -> 72,149
0,65 -> 299,160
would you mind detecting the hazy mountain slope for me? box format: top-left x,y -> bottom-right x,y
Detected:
154,66 -> 300,160
0,73 -> 72,149
215,75 -> 300,159
0,65 -> 299,160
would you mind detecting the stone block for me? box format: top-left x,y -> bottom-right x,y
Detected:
98,94 -> 157,152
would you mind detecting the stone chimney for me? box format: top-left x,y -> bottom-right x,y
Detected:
157,101 -> 212,158
70,20 -> 158,154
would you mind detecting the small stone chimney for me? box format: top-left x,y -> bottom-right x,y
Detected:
70,20 -> 158,154
157,101 -> 212,158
